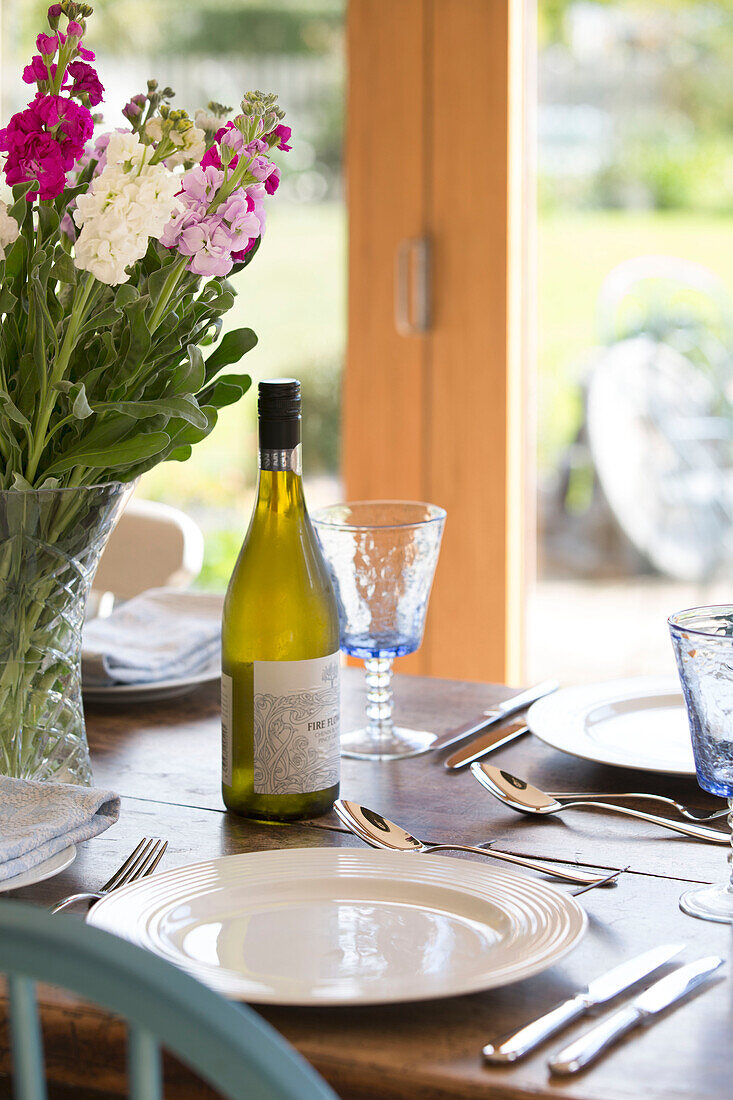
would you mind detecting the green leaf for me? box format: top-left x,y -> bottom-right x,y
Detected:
198,372 -> 252,409
70,382 -> 93,420
45,431 -> 171,476
4,235 -> 28,281
79,304 -> 122,335
94,395 -> 208,430
204,328 -> 258,377
115,285 -> 140,309
0,287 -> 17,315
0,391 -> 30,428
176,344 -> 206,394
50,252 -> 77,285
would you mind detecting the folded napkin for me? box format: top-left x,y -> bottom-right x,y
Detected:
82,587 -> 222,686
0,775 -> 119,883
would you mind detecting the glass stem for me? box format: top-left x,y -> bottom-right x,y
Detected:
364,657 -> 394,742
728,798 -> 733,894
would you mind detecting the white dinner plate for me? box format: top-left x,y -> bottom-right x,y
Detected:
82,659 -> 220,704
0,844 -> 76,893
527,676 -> 695,776
87,848 -> 586,1005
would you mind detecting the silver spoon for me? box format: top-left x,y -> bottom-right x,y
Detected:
333,799 -> 618,887
471,764 -> 728,844
546,790 -> 728,823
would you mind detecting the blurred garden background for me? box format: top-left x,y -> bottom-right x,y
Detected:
3,0 -> 733,678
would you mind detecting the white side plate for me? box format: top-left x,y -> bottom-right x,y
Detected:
527,676 -> 695,775
82,661 -> 219,704
0,845 -> 77,893
87,848 -> 586,1006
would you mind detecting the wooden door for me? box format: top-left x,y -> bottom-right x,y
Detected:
345,0 -> 529,684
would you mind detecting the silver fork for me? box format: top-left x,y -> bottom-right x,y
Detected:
51,837 -> 168,914
546,791 -> 727,823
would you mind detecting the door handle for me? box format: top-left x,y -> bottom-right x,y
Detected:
395,236 -> 430,335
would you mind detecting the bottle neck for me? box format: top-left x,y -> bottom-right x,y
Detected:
256,420 -> 304,512
258,443 -> 302,475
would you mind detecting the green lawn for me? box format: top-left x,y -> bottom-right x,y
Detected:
539,209 -> 733,467
139,204 -> 733,587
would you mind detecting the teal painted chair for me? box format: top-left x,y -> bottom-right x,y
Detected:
0,901 -> 339,1100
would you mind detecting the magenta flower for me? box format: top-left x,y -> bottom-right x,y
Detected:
66,60 -> 104,106
34,95 -> 94,154
270,123 -> 291,152
36,33 -> 58,57
47,4 -> 62,20
66,21 -> 83,37
0,112 -> 67,199
0,95 -> 93,200
23,56 -> 54,85
264,165 -> 280,195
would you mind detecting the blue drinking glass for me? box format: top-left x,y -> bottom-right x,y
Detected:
312,501 -> 446,760
669,604 -> 733,922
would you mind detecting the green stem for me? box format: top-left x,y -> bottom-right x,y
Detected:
26,274 -> 99,485
148,257 -> 188,332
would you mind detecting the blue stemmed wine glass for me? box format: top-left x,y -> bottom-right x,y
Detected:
312,501 -> 446,760
669,604 -> 733,922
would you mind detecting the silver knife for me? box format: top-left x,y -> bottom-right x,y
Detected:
549,955 -> 724,1076
482,943 -> 684,1064
432,680 -> 558,753
444,724 -> 529,770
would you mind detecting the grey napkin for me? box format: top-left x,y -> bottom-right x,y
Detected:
0,775 -> 119,883
82,587 -> 222,686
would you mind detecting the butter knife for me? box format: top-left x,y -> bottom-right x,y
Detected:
432,680 -> 558,753
549,955 -> 724,1076
444,723 -> 529,770
483,942 -> 683,1064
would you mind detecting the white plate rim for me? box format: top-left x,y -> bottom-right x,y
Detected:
82,663 -> 220,702
0,844 -> 76,893
527,675 -> 694,776
86,848 -> 587,1005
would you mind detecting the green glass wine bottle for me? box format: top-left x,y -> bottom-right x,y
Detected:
221,378 -> 340,821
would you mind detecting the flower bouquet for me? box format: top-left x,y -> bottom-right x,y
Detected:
0,0 -> 290,782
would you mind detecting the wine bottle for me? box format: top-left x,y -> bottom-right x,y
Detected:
221,378 -> 340,821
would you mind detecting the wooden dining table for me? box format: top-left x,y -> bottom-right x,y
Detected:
2,668 -> 732,1100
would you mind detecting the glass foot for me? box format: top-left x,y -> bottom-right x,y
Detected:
679,884 -> 733,923
340,726 -> 437,761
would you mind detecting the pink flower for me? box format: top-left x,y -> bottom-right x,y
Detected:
36,33 -> 58,57
0,95 -> 93,200
66,21 -> 83,37
270,123 -> 291,151
47,4 -> 62,19
219,192 -> 262,250
264,165 -> 280,195
66,60 -> 104,106
181,163 -> 224,205
200,144 -> 222,171
59,210 -> 76,240
23,56 -> 54,85
34,95 -> 94,155
0,116 -> 67,199
178,217 -> 234,277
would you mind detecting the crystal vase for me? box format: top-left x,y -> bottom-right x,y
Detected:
0,482 -> 132,783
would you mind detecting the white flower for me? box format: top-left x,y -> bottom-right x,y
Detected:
165,125 -> 207,167
105,131 -> 146,168
144,117 -> 164,144
0,201 -> 19,261
73,144 -> 182,285
195,107 -> 225,134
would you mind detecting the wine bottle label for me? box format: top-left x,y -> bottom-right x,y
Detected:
253,654 -> 340,795
221,672 -> 233,786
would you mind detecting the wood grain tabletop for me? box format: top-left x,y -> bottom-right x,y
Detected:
1,668 -> 731,1100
